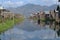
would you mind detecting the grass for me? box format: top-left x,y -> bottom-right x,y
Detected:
40,18 -> 46,22
32,17 -> 38,21
31,17 -> 55,22
32,18 -> 46,22
0,16 -> 24,33
0,20 -> 14,33
14,17 -> 24,24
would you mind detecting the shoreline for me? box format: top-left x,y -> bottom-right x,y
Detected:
0,16 -> 24,33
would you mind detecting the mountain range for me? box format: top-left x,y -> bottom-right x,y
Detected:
7,4 -> 57,16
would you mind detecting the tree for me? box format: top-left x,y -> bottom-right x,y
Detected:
57,5 -> 60,11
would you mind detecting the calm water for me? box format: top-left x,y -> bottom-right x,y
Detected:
0,18 -> 60,40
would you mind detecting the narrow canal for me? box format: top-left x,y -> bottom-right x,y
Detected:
0,17 -> 60,40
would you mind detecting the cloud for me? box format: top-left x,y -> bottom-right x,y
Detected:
1,0 -> 58,7
40,0 -> 57,6
46,0 -> 57,6
27,0 -> 57,6
2,0 -> 24,7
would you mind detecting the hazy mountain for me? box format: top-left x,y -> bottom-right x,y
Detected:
7,4 -> 57,16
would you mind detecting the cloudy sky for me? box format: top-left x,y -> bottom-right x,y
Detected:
0,0 -> 58,8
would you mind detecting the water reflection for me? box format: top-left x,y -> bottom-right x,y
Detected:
0,19 -> 60,40
30,19 -> 60,37
36,20 -> 60,37
47,21 -> 60,37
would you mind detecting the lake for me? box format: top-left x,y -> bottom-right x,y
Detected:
0,18 -> 60,40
